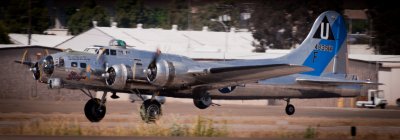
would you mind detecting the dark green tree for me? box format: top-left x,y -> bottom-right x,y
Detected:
115,0 -> 168,28
0,0 -> 49,34
67,0 -> 110,35
0,21 -> 11,44
366,1 -> 400,54
167,0 -> 189,30
145,8 -> 168,28
251,0 -> 342,51
191,4 -> 219,31
115,0 -> 140,28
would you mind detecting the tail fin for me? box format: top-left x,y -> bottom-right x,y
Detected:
280,11 -> 348,76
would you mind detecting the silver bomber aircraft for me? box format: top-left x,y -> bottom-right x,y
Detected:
15,11 -> 374,123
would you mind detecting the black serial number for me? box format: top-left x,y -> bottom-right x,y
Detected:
315,44 -> 333,52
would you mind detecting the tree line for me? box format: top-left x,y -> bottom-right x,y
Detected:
0,0 -> 399,54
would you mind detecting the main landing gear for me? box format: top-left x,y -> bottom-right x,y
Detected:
193,89 -> 212,109
140,99 -> 162,123
133,90 -> 162,123
81,89 -> 107,122
81,89 -> 163,123
284,98 -> 295,115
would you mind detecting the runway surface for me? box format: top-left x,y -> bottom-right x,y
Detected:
0,99 -> 399,139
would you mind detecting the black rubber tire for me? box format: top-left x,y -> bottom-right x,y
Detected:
380,104 -> 386,109
285,104 -> 295,115
193,91 -> 212,109
140,99 -> 162,123
84,98 -> 106,122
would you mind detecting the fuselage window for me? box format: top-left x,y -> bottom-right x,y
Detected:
110,49 -> 117,55
80,63 -> 87,68
118,50 -> 124,55
71,62 -> 78,67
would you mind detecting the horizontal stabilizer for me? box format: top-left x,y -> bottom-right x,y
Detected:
296,77 -> 383,85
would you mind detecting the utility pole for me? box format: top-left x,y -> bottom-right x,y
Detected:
210,19 -> 228,61
187,0 -> 192,30
28,0 -> 32,45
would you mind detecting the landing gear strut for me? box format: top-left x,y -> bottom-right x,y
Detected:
284,98 -> 295,115
82,90 -> 107,122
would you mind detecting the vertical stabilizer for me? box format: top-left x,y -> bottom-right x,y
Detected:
280,11 -> 348,76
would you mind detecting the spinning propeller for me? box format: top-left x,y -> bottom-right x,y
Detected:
146,48 -> 162,82
14,49 -> 52,82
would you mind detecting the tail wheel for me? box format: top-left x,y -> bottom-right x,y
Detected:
84,98 -> 106,122
380,104 -> 386,109
140,99 -> 162,123
285,104 -> 295,115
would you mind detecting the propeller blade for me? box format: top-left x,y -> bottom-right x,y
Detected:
146,48 -> 162,81
14,60 -> 34,66
21,49 -> 28,64
96,48 -> 105,61
150,48 -> 161,64
45,49 -> 49,56
15,49 -> 34,67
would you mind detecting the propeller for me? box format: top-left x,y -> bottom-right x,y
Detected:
146,48 -> 162,82
14,49 -> 40,80
15,49 -> 54,82
14,49 -> 33,66
96,48 -> 106,62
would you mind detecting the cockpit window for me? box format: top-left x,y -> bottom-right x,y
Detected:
84,48 -> 99,54
104,49 -> 110,55
110,49 -> 117,55
71,62 -> 77,67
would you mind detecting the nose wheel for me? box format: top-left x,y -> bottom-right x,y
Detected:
284,98 -> 295,115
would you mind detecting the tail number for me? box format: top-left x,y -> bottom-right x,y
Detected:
315,44 -> 333,52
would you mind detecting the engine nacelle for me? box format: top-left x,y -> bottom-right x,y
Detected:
146,60 -> 190,87
47,78 -> 63,89
105,64 -> 133,89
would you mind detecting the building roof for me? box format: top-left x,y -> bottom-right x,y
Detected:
344,9 -> 367,20
9,33 -> 73,47
0,45 -> 62,51
349,54 -> 400,62
55,26 -> 256,54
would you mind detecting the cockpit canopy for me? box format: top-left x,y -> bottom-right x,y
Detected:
83,39 -> 131,56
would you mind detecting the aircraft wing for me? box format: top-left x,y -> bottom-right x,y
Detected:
189,64 -> 312,89
296,77 -> 383,85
